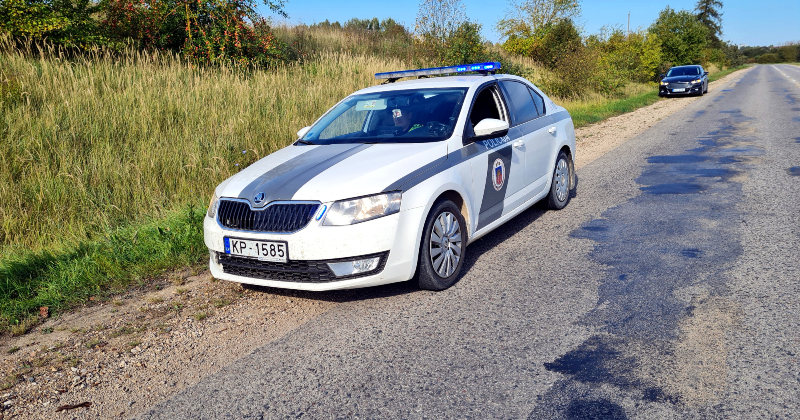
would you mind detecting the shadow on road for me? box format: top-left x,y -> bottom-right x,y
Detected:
242,175 -> 580,303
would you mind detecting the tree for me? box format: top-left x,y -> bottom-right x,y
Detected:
496,0 -> 580,41
441,21 -> 487,66
415,0 -> 467,42
414,0 -> 468,62
649,7 -> 708,66
777,44 -> 799,63
694,0 -> 723,47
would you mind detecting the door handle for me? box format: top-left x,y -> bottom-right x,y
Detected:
513,139 -> 524,148
548,127 -> 557,135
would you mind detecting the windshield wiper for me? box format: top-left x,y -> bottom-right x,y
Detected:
294,139 -> 316,145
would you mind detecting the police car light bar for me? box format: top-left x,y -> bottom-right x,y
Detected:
375,62 -> 502,81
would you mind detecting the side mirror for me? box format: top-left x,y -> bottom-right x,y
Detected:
296,126 -> 311,139
472,118 -> 509,141
660,74 -> 665,79
704,71 -> 709,76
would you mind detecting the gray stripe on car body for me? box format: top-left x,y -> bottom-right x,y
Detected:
384,110 -> 570,192
240,143 -> 372,206
476,145 -> 513,231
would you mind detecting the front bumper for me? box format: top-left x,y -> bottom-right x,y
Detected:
204,204 -> 426,290
659,84 -> 703,95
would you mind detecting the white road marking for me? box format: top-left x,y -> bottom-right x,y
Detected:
772,65 -> 800,89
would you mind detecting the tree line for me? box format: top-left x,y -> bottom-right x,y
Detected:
2,0 -> 796,95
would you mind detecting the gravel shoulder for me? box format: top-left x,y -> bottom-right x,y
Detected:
0,66 -> 753,419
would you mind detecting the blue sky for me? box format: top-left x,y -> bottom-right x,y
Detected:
262,0 -> 799,47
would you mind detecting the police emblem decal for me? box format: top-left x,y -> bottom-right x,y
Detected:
253,191 -> 265,204
492,158 -> 505,191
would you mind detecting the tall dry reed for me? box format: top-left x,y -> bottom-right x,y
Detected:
0,46 -> 407,253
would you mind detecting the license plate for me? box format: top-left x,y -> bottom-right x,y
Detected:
672,88 -> 685,92
224,237 -> 288,263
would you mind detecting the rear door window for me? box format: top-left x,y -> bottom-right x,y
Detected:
528,87 -> 545,116
500,80 -> 539,126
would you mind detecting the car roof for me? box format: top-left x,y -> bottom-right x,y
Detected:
670,65 -> 702,69
353,74 -> 530,95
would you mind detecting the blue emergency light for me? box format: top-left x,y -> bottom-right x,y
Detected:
375,62 -> 502,82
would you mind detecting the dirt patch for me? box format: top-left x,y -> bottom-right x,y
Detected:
574,67 -> 754,170
0,67 -> 754,419
0,270 -> 336,419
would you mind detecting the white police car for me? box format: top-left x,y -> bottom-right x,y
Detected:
205,62 -> 576,291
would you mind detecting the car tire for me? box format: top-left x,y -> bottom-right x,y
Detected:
417,200 -> 467,291
546,150 -> 574,210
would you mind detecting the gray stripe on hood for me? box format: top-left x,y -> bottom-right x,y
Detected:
239,144 -> 372,205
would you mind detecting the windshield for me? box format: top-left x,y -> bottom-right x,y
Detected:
666,67 -> 700,77
302,88 -> 469,144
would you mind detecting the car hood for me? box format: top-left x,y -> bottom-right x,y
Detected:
218,142 -> 448,205
663,75 -> 701,83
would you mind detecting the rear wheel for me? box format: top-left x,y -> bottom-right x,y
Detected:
546,150 -> 573,210
417,200 -> 467,291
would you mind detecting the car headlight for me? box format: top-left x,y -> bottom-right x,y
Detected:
660,81 -> 667,85
323,192 -> 402,226
207,192 -> 219,218
691,79 -> 701,84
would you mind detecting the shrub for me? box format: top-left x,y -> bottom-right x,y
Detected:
701,47 -> 727,68
649,7 -> 708,65
2,0 -> 290,67
0,0 -> 107,49
777,45 -> 798,63
440,22 -> 488,66
756,53 -> 779,64
503,19 -> 581,70
588,28 -> 663,89
539,47 -> 597,99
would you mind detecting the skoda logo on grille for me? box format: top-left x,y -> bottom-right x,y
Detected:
253,192 -> 265,204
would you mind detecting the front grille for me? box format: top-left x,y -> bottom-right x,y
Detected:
217,200 -> 319,233
218,252 -> 389,283
668,82 -> 690,89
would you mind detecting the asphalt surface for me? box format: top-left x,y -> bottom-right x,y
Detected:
140,65 -> 800,419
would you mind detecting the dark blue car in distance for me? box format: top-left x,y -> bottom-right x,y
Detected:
659,65 -> 709,97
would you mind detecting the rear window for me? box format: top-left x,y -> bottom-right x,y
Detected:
500,80 -> 539,125
529,87 -> 545,115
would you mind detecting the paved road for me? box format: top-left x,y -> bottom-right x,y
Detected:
141,65 -> 799,419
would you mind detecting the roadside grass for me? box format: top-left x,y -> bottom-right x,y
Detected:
709,64 -> 751,82
0,205 -> 205,330
566,91 -> 660,129
562,64 -> 751,129
0,44 -> 407,254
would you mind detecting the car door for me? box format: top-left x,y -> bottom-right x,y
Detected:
463,83 -> 526,231
498,80 -> 554,199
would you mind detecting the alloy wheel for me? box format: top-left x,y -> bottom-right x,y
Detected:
429,211 -> 462,278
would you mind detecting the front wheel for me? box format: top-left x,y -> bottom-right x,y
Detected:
546,151 -> 574,210
417,200 -> 467,291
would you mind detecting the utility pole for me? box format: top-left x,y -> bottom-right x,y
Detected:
627,12 -> 630,37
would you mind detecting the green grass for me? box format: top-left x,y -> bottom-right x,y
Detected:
566,90 -> 661,129
0,45 -> 407,254
708,64 -> 750,82
564,64 -> 751,129
0,205 -> 206,328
